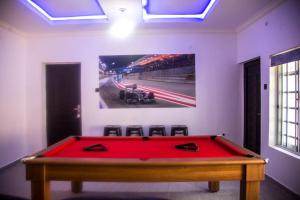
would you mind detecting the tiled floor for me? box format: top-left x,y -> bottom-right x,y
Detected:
0,161 -> 299,200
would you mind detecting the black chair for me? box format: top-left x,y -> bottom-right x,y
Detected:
149,125 -> 166,136
171,125 -> 188,136
126,125 -> 143,136
104,125 -> 122,136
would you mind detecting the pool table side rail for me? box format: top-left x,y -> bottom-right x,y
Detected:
216,136 -> 262,157
25,160 -> 265,183
22,155 -> 265,166
22,136 -> 76,161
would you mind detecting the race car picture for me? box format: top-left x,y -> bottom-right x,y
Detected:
97,54 -> 196,108
119,84 -> 155,104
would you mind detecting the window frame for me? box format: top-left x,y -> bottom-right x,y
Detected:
275,60 -> 300,155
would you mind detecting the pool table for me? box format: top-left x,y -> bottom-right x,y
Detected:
22,135 -> 267,200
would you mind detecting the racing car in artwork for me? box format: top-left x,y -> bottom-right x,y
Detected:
119,84 -> 155,104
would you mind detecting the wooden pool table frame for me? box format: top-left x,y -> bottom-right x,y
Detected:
22,136 -> 267,200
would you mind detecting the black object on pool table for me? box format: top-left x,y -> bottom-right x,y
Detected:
83,144 -> 107,152
175,142 -> 199,152
142,136 -> 150,141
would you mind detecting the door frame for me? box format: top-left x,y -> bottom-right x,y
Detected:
243,57 -> 261,154
42,62 -> 82,147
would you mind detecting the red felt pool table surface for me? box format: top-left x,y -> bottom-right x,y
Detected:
43,136 -> 247,159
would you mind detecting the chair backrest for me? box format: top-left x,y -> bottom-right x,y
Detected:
126,125 -> 144,136
104,125 -> 122,136
149,125 -> 166,136
171,125 -> 188,136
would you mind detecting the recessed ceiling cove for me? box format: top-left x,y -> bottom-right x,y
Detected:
142,0 -> 217,22
24,0 -> 107,22
22,0 -> 217,24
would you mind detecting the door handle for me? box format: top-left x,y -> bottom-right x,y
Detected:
73,104 -> 81,119
73,104 -> 81,111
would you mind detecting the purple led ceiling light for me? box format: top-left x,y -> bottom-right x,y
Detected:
142,0 -> 217,21
25,0 -> 107,21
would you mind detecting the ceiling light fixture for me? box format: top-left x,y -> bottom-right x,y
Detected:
142,0 -> 217,21
109,8 -> 135,38
109,18 -> 135,38
25,0 -> 107,21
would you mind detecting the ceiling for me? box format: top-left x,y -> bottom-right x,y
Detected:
0,0 -> 283,35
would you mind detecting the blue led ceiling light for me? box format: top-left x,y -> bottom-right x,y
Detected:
25,0 -> 107,22
142,0 -> 217,21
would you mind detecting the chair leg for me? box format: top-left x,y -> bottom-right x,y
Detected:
71,181 -> 82,193
208,181 -> 220,192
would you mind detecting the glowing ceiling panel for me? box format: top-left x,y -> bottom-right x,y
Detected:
142,0 -> 217,21
25,0 -> 107,21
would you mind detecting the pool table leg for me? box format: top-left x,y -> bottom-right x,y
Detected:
240,163 -> 264,200
208,181 -> 220,192
71,181 -> 83,193
31,180 -> 50,200
240,180 -> 260,200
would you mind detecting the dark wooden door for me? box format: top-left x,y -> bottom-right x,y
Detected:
244,58 -> 261,154
46,64 -> 81,146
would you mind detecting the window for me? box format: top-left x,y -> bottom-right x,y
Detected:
276,61 -> 300,153
271,46 -> 300,155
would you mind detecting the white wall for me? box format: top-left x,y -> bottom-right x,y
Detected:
0,26 -> 27,167
237,0 -> 300,195
25,30 -> 241,153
